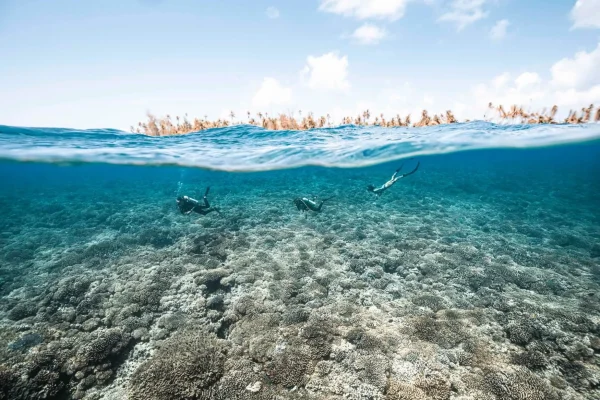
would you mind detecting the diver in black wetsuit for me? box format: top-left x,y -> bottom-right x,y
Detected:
177,187 -> 219,215
367,162 -> 420,196
293,196 -> 335,213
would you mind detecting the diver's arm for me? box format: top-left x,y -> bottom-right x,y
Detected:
178,204 -> 191,215
373,186 -> 385,195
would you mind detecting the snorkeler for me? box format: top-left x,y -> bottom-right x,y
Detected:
176,187 -> 220,215
367,161 -> 420,196
293,196 -> 335,213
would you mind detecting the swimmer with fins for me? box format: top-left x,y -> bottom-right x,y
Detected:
367,161 -> 420,196
293,196 -> 335,213
177,187 -> 220,215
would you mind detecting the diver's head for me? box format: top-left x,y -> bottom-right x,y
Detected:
367,185 -> 375,192
176,195 -> 189,204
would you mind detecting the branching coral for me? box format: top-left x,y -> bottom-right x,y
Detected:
76,328 -> 130,366
129,330 -> 226,400
482,367 -> 559,400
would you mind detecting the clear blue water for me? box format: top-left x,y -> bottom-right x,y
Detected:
0,123 -> 599,399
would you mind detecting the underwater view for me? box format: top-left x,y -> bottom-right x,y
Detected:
0,123 -> 599,399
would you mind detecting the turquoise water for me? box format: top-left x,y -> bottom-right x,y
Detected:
0,123 -> 599,399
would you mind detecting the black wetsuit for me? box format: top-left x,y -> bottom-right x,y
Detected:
177,187 -> 219,215
293,196 -> 334,213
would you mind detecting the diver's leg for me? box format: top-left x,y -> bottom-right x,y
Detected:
391,163 -> 404,180
200,186 -> 211,207
400,161 -> 420,178
316,196 -> 335,211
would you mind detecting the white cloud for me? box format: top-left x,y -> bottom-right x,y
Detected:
252,78 -> 292,109
247,44 -> 600,125
469,73 -> 547,120
319,0 -> 409,21
438,0 -> 489,31
490,19 -> 509,40
492,72 -> 510,89
515,72 -> 541,90
266,6 -> 280,19
350,24 -> 387,44
301,52 -> 350,91
467,44 -> 600,120
553,85 -> 600,107
550,42 -> 600,90
571,0 -> 600,29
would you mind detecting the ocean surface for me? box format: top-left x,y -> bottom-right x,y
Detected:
0,123 -> 599,400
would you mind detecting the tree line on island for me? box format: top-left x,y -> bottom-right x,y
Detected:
132,104 -> 600,136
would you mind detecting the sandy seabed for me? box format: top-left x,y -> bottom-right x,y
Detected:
0,145 -> 599,400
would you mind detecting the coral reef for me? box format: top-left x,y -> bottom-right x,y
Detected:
128,330 -> 226,400
0,144 -> 599,399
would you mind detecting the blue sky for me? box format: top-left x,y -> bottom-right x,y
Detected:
0,0 -> 599,129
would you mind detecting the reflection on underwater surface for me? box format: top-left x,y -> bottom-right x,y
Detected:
0,142 -> 599,399
1,121 -> 600,170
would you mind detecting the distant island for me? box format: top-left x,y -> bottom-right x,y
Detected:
132,103 -> 600,136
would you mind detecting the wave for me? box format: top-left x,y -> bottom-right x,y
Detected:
0,122 -> 599,171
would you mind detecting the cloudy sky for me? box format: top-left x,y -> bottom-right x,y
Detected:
0,0 -> 599,129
